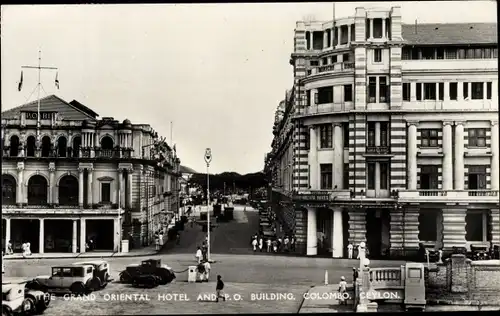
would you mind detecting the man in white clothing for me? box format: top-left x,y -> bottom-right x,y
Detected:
195,246 -> 203,263
203,260 -> 211,282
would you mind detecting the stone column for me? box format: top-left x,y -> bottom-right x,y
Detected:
39,219 -> 44,254
347,25 -> 351,44
490,208 -> 500,245
48,162 -> 55,204
309,126 -> 318,189
114,217 -> 121,252
127,168 -> 133,209
491,121 -> 499,190
118,168 -> 124,208
78,167 -> 84,207
382,18 -> 386,39
332,208 -> 343,258
17,162 -> 24,206
407,122 -> 418,190
72,220 -> 78,253
87,167 -> 93,207
311,89 -> 318,106
454,122 -> 465,190
375,122 -> 381,146
323,31 -> 328,49
306,207 -> 318,256
309,32 -> 313,50
337,27 -> 341,45
375,163 -> 381,192
442,208 -> 466,251
369,19 -> 374,39
80,219 -> 86,253
333,124 -> 344,188
331,28 -> 335,47
442,122 -> 453,190
4,218 -> 11,253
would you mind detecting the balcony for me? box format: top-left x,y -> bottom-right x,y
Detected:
292,189 -> 351,202
365,146 -> 391,155
295,102 -> 354,117
401,100 -> 497,111
307,62 -> 355,76
398,190 -> 499,203
401,59 -> 497,73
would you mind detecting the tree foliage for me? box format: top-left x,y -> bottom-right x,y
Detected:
188,171 -> 267,193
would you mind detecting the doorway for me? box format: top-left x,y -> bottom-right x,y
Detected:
86,220 -> 114,250
366,209 -> 391,259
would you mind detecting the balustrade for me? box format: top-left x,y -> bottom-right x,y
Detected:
368,267 -> 404,288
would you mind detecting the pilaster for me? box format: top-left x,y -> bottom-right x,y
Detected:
491,120 -> 499,190
332,207 -> 343,258
403,206 -> 420,250
16,162 -> 24,206
407,122 -> 418,190
80,219 -> 86,253
48,162 -> 56,204
87,166 -> 94,206
454,121 -> 465,190
4,218 -> 11,253
306,207 -> 318,256
39,219 -> 44,254
490,208 -> 499,245
348,208 -> 366,245
72,220 -> 78,253
333,123 -> 344,188
389,207 -> 404,256
78,167 -> 84,207
442,122 -> 453,190
442,208 -> 467,251
308,126 -> 318,189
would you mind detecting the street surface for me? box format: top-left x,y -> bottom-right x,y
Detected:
4,205 -> 408,314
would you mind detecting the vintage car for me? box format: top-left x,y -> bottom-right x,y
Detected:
470,245 -> 490,260
2,282 -> 50,316
28,265 -> 96,295
119,259 -> 175,287
72,260 -> 112,290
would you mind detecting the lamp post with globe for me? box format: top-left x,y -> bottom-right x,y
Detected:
204,148 -> 213,262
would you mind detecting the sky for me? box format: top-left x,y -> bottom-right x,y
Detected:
1,1 -> 497,174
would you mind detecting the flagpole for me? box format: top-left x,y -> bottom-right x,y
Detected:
37,50 -> 41,140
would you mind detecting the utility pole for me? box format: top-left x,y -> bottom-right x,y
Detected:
21,50 -> 58,141
204,148 -> 213,262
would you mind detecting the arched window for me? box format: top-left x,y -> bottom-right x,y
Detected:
9,135 -> 19,157
27,175 -> 48,205
26,136 -> 36,157
101,136 -> 114,150
41,136 -> 52,158
72,136 -> 81,158
2,174 -> 17,205
58,175 -> 78,206
57,136 -> 67,158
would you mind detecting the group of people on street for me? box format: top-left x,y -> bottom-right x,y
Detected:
154,231 -> 165,251
250,233 -> 296,253
3,240 -> 32,257
195,238 -> 209,263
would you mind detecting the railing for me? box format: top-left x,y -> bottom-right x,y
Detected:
310,62 -> 355,75
399,190 -> 499,201
365,146 -> 390,155
368,267 -> 404,289
3,147 -> 134,159
295,102 -> 353,116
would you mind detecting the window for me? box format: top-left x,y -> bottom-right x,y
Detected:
367,122 -> 376,146
403,83 -> 411,101
319,124 -> 333,148
310,60 -> 319,66
379,77 -> 389,103
343,123 -> 349,147
326,29 -> 331,47
306,90 -> 311,106
312,31 -> 323,50
468,129 -> 486,147
304,129 -> 310,150
374,49 -> 382,62
463,82 -> 469,99
351,24 -> 355,42
62,268 -> 73,277
343,163 -> 349,189
314,91 -> 319,105
373,18 -> 382,38
416,83 -> 422,101
386,18 -> 391,39
421,47 -> 435,60
380,122 -> 389,146
306,31 -> 311,50
487,82 -> 492,99
343,53 -> 350,62
368,77 -> 377,103
436,48 -> 444,59
344,84 -> 353,102
420,165 -> 438,189
402,48 -> 411,60
101,183 -> 111,203
446,48 -> 457,59
424,83 -> 436,100
322,57 -> 328,65
320,164 -> 333,190
474,48 -> 483,59
366,19 -> 370,39
449,82 -> 458,100
367,163 -> 375,189
484,48 -> 492,58
438,83 -> 444,101
52,268 -> 62,276
421,129 -> 439,147
317,87 -> 333,104
466,211 -> 486,242
471,82 -> 483,100
332,55 -> 338,63
458,48 -> 466,59
380,162 -> 389,190
468,165 -> 486,189
418,210 -> 438,241
340,25 -> 349,44
411,48 -> 419,60
466,48 -> 474,59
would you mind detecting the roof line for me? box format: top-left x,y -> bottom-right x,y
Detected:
50,95 -> 96,120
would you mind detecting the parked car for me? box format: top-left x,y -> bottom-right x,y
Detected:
2,282 -> 50,316
72,260 -> 112,290
119,259 -> 175,287
28,265 -> 96,295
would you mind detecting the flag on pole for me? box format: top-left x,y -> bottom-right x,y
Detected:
18,71 -> 23,91
55,72 -> 60,89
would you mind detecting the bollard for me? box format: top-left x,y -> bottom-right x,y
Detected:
187,266 -> 197,283
324,270 -> 328,285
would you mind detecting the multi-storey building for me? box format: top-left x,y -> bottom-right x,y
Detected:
266,6 -> 499,258
1,95 -> 181,254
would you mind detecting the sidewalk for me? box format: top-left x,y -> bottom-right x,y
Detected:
3,244 -> 159,260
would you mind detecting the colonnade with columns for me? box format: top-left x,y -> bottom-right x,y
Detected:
407,120 -> 499,191
308,123 -> 344,190
305,206 -> 344,258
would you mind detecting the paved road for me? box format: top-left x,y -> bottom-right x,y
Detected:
3,205 -> 409,314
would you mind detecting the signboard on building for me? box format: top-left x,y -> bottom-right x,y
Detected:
293,191 -> 330,202
24,112 -> 53,120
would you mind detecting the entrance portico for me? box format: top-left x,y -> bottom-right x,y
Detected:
305,206 -> 345,257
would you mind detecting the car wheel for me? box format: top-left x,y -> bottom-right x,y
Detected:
23,296 -> 36,315
89,277 -> 101,291
2,306 -> 12,316
119,272 -> 131,283
70,282 -> 86,296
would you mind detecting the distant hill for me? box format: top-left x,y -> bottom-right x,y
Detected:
180,165 -> 198,174
188,170 -> 267,193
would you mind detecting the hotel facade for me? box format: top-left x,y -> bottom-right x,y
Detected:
265,7 -> 499,258
1,95 -> 181,254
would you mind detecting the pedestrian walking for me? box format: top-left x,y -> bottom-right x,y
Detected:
215,275 -> 226,302
203,260 -> 211,282
26,242 -> 31,255
21,242 -> 27,258
258,238 -> 263,252
266,238 -> 271,252
290,236 -> 296,252
338,276 -> 348,305
347,244 -> 353,259
277,237 -> 282,252
155,236 -> 160,251
2,251 -> 4,274
284,236 -> 290,252
272,239 -> 278,253
195,247 -> 203,263
7,240 -> 13,255
252,238 -> 258,252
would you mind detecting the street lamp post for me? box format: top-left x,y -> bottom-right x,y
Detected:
204,148 -> 212,262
